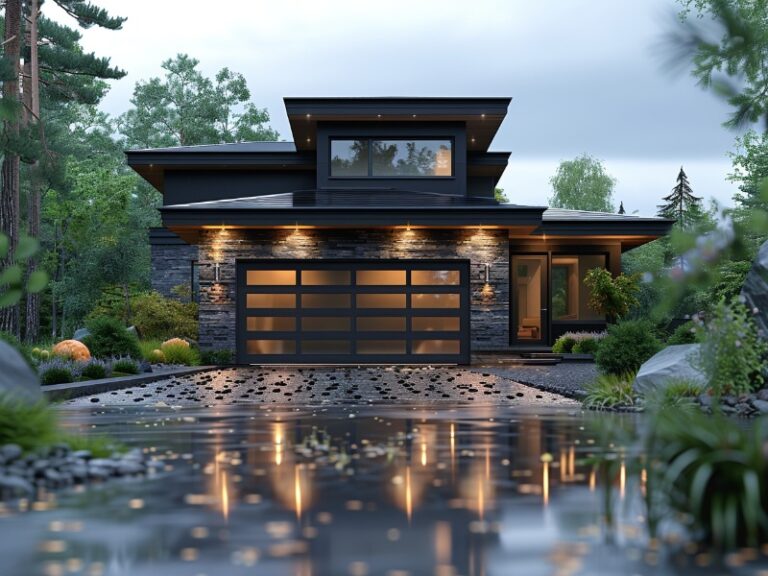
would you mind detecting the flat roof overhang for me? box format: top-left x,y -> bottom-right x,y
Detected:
125,151 -> 316,192
284,97 -> 511,153
516,218 -> 674,250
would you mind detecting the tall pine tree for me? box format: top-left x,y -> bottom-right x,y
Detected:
657,167 -> 703,230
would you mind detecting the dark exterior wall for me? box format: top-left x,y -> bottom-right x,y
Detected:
316,122 -> 467,196
163,169 -> 316,205
149,228 -> 198,298
196,228 -> 509,353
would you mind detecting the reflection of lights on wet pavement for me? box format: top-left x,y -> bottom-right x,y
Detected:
274,422 -> 285,466
541,453 -> 553,506
620,459 -> 626,501
294,464 -> 303,520
405,466 -> 413,523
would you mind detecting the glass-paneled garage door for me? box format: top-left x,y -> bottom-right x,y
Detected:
236,260 -> 470,364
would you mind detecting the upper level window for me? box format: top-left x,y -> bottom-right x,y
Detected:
330,139 -> 452,178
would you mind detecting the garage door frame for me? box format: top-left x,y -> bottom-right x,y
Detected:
235,259 -> 471,365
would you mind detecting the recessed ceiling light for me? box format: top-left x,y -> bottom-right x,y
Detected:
306,113 -> 311,119
377,114 -> 382,118
481,113 -> 486,118
306,138 -> 311,143
412,114 -> 417,118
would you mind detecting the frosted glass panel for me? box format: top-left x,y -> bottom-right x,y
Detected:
247,294 -> 296,308
357,317 -> 406,331
413,340 -> 460,354
411,270 -> 460,285
411,293 -> 460,309
302,317 -> 351,331
357,294 -> 406,308
247,340 -> 296,354
246,270 -> 296,285
302,270 -> 351,285
356,270 -> 406,285
411,317 -> 460,331
301,294 -> 351,308
247,317 -> 296,331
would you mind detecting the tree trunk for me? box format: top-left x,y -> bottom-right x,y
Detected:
23,0 -> 41,343
0,0 -> 22,337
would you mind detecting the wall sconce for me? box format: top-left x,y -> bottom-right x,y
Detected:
484,262 -> 491,284
213,262 -> 221,283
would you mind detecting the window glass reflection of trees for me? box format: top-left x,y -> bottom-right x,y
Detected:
330,139 -> 452,177
330,140 -> 369,176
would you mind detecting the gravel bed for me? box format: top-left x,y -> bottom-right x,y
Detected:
471,362 -> 599,400
0,443 -> 162,501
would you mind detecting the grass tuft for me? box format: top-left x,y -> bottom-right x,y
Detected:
583,373 -> 636,410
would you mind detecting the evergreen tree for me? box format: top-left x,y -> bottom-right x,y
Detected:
657,167 -> 703,229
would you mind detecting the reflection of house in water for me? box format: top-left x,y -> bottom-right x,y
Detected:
188,410 -> 600,575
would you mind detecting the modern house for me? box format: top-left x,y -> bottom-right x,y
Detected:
126,97 -> 672,365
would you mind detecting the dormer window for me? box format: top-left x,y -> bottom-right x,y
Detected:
331,139 -> 453,178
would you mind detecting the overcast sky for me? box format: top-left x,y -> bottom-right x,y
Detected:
48,0 -> 744,215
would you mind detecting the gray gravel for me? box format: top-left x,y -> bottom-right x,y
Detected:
62,366 -> 580,407
472,362 -> 598,400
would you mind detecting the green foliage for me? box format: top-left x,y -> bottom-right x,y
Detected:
40,364 -> 75,385
572,338 -> 600,355
0,233 -> 48,309
643,378 -> 703,411
200,349 -> 233,365
552,336 -> 576,354
0,330 -> 35,368
80,359 -> 109,380
82,316 -> 141,359
138,339 -> 162,360
119,54 -> 279,149
161,343 -> 200,366
0,395 -> 58,451
494,187 -> 508,203
674,0 -> 768,131
548,154 -> 616,212
647,410 -> 768,550
584,268 -> 640,321
710,259 -> 752,303
583,373 -> 636,409
667,321 -> 699,344
131,290 -> 198,340
657,167 -> 704,230
61,434 -> 123,458
694,299 -> 768,396
595,320 -> 663,376
111,357 -> 140,375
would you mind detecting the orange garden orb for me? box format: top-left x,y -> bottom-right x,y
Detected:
52,339 -> 91,362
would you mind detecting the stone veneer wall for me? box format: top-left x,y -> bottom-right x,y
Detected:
150,243 -> 199,298
197,228 -> 509,353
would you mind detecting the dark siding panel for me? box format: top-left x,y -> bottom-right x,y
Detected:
164,170 -> 317,205
467,175 -> 496,199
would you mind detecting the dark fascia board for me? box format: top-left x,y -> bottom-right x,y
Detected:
160,204 -> 546,228
283,96 -> 512,117
536,218 -> 675,237
467,151 -> 511,166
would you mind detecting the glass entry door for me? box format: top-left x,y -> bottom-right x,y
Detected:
511,255 -> 548,346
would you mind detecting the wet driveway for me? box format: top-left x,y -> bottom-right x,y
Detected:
2,403 -> 766,576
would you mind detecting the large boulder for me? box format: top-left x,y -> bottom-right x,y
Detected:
73,328 -> 90,341
742,239 -> 768,339
633,344 -> 706,395
0,341 -> 42,403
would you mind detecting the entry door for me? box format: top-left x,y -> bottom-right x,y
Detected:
236,260 -> 470,364
511,255 -> 548,346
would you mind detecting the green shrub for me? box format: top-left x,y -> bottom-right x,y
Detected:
131,291 -> 198,341
138,339 -> 162,360
572,338 -> 600,355
583,268 -> 640,322
161,343 -> 200,366
147,348 -> 166,364
80,359 -> 109,380
552,336 -> 576,354
200,349 -> 233,365
583,373 -> 636,409
39,358 -> 76,385
111,357 -> 140,375
595,320 -> 663,376
0,330 -> 35,368
0,395 -> 57,451
83,316 -> 141,359
647,410 -> 768,550
643,378 -> 703,411
694,299 -> 768,397
667,321 -> 698,345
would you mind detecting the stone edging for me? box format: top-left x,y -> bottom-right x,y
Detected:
43,366 -> 218,402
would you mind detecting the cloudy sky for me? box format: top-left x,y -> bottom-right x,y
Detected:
48,0 -> 744,215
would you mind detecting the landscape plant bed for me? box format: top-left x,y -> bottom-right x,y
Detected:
43,366 -> 216,401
